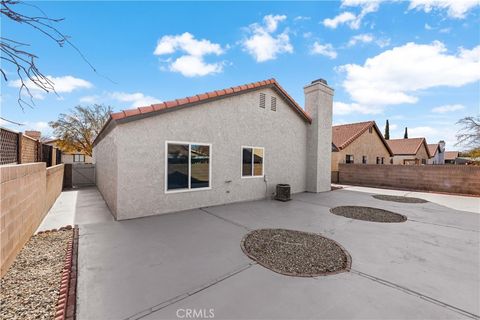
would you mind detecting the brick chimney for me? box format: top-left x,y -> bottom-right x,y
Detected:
305,79 -> 334,193
24,130 -> 41,140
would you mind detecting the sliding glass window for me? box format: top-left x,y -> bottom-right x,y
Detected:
242,146 -> 264,177
166,142 -> 211,192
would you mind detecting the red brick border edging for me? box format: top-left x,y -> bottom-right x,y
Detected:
54,226 -> 79,320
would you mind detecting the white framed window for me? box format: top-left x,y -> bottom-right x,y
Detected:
346,154 -> 354,164
241,146 -> 264,178
73,154 -> 85,162
165,141 -> 211,193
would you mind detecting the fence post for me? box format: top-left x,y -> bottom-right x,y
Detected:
17,132 -> 23,164
51,148 -> 56,166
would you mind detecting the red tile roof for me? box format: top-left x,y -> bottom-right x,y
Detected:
332,121 -> 393,155
94,78 -> 312,146
109,78 -> 312,123
445,151 -> 459,160
387,138 -> 431,157
427,144 -> 439,157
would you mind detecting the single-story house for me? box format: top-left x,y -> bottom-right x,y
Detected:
387,138 -> 431,165
43,139 -> 93,164
93,78 -> 334,220
444,151 -> 460,164
427,141 -> 445,165
331,121 -> 393,182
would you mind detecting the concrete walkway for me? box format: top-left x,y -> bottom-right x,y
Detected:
334,184 -> 480,213
37,187 -> 113,232
75,187 -> 480,320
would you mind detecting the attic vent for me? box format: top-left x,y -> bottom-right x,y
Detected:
259,93 -> 266,108
271,96 -> 277,111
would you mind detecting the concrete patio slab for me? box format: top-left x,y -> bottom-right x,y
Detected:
145,265 -> 466,320
77,209 -> 250,320
77,187 -> 480,320
37,187 -> 113,232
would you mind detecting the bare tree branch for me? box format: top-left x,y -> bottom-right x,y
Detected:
456,116 -> 480,149
1,0 -> 112,114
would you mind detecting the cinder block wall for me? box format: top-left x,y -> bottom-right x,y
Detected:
0,163 -> 64,277
21,135 -> 38,163
339,164 -> 480,195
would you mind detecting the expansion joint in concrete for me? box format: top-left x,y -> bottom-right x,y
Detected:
350,269 -> 480,320
124,262 -> 256,320
199,208 -> 252,231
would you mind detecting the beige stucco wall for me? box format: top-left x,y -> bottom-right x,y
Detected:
93,127 -> 118,218
97,87 -> 311,220
392,143 -> 430,165
61,153 -> 93,164
331,129 -> 391,171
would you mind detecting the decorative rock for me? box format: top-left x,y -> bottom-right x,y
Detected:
241,229 -> 351,277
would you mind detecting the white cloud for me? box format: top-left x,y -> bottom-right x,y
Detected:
409,0 -> 479,19
242,15 -> 293,62
431,104 -> 465,113
348,34 -> 390,47
323,12 -> 358,29
333,101 -> 384,115
10,75 -> 92,97
425,23 -> 433,30
110,92 -> 161,108
79,95 -> 99,104
294,16 -> 311,21
348,34 -> 374,46
389,123 -> 398,130
311,42 -> 338,59
408,126 -> 439,137
153,32 -> 225,77
339,41 -> 480,108
323,0 -> 385,29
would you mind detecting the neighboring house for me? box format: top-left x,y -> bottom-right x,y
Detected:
387,138 -> 431,165
427,141 -> 445,164
444,151 -> 460,164
331,121 -> 393,182
43,139 -> 93,164
93,78 -> 334,220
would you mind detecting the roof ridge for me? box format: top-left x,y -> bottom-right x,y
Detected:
332,120 -> 373,128
95,78 -> 312,146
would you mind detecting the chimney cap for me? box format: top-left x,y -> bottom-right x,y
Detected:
311,78 -> 328,85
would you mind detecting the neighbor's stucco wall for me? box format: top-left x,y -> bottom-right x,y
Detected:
428,149 -> 445,165
392,143 -> 430,165
331,129 -> 391,171
113,88 -> 309,220
93,127 -> 118,217
61,154 -> 93,164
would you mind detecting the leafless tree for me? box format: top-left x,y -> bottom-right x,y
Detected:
1,0 -> 97,117
49,104 -> 112,157
456,116 -> 480,149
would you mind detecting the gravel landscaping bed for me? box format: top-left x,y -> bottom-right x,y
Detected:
372,194 -> 428,203
330,206 -> 407,223
241,229 -> 351,277
0,229 -> 73,320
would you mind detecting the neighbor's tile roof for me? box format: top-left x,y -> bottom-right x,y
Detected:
109,78 -> 312,123
387,138 -> 430,157
427,144 -> 439,157
445,151 -> 459,160
332,121 -> 374,150
332,121 -> 393,155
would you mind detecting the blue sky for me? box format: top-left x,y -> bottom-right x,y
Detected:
1,0 -> 479,150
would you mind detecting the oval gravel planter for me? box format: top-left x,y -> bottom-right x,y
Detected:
330,206 -> 407,223
372,194 -> 428,204
241,229 -> 351,277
